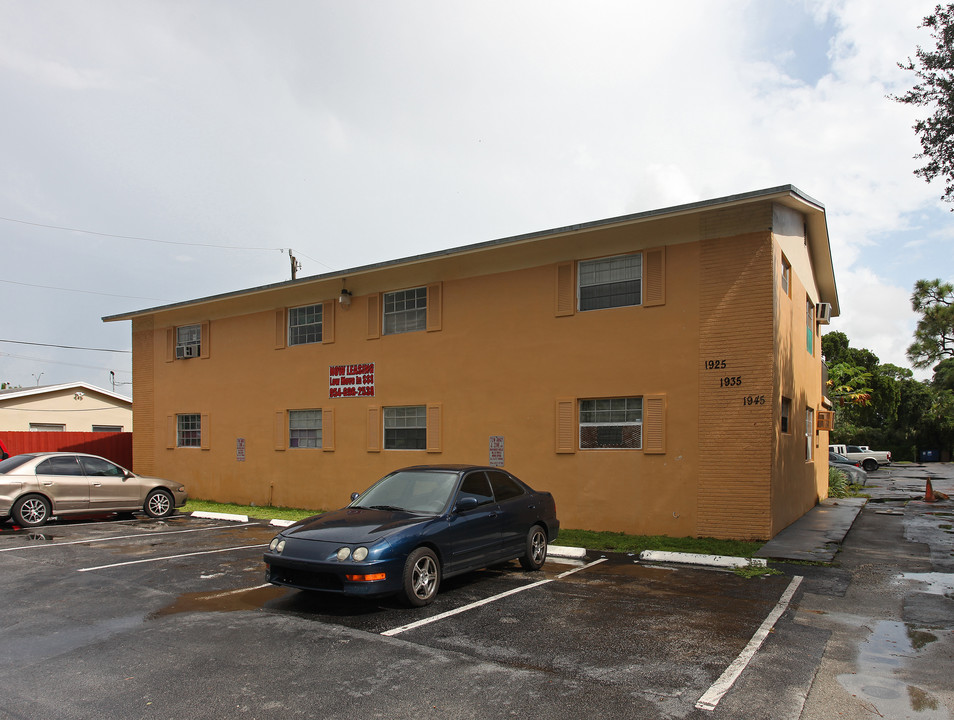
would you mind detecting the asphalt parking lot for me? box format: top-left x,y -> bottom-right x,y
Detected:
0,512 -> 824,719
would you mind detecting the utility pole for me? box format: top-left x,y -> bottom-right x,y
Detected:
289,249 -> 301,280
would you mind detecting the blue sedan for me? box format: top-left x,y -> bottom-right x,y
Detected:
263,465 -> 560,607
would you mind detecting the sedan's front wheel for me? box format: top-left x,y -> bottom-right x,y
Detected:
144,489 -> 174,518
400,547 -> 440,607
519,525 -> 548,570
13,495 -> 51,528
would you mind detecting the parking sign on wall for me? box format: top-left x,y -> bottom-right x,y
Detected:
489,435 -> 504,466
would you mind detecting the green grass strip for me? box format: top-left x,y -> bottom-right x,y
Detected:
183,499 -> 763,558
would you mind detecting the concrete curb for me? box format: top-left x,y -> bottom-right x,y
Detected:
548,545 -> 587,560
190,511 -> 249,522
639,550 -> 768,569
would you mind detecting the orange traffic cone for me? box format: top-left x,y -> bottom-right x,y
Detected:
925,479 -> 936,503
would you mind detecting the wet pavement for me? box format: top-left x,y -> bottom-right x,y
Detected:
794,462 -> 954,720
0,463 -> 950,718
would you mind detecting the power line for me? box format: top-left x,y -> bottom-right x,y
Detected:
0,339 -> 131,353
1,213 -> 339,275
0,214 -> 283,251
0,278 -> 167,302
0,351 -> 129,373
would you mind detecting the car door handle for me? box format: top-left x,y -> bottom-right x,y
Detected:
41,481 -> 53,487
92,482 -> 102,487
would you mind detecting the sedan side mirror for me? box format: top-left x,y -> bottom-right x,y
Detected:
455,496 -> 479,513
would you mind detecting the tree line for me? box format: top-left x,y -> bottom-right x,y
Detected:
823,280 -> 954,461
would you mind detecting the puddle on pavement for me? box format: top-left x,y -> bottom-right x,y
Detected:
150,584 -> 291,619
902,572 -> 954,598
838,621 -> 947,718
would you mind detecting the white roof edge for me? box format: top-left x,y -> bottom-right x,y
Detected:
0,382 -> 131,405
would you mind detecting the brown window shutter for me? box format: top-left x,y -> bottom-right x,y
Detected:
165,329 -> 175,363
367,294 -> 381,340
427,283 -> 443,332
643,248 -> 666,307
555,263 -> 575,317
200,322 -> 211,359
555,399 -> 576,453
426,404 -> 442,453
274,309 -> 286,350
274,411 -> 286,450
322,300 -> 335,344
643,394 -> 666,453
367,406 -> 381,452
201,414 -> 210,450
323,408 -> 335,451
167,416 -> 176,448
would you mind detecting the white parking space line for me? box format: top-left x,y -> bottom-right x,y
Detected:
0,523 -> 258,553
695,575 -> 804,711
382,558 -> 607,637
76,544 -> 267,572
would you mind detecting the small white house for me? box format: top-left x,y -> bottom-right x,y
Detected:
0,383 -> 132,432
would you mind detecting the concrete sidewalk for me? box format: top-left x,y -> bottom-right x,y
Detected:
754,497 -> 866,563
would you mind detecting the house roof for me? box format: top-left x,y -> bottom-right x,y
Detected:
0,382 -> 131,405
103,184 -> 838,322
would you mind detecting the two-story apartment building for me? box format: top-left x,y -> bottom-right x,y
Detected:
104,185 -> 838,540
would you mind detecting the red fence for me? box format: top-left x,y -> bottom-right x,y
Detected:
0,431 -> 132,469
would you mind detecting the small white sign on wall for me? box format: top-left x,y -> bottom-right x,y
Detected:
489,435 -> 505,467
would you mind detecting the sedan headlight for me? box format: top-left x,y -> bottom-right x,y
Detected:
268,537 -> 286,554
353,546 -> 369,562
336,547 -> 351,561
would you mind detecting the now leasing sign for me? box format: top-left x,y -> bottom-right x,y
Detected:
329,363 -> 375,398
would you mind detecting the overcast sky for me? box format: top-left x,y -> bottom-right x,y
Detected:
1,0 -> 951,394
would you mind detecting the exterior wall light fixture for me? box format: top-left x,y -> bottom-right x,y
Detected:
339,289 -> 352,307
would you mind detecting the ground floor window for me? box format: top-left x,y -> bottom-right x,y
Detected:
384,405 -> 427,449
92,425 -> 124,432
805,407 -> 814,460
579,397 -> 642,449
29,423 -> 65,431
177,414 -> 201,448
289,409 -> 322,448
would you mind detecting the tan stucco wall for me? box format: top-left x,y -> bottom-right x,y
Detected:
0,388 -> 132,431
124,200 -> 831,540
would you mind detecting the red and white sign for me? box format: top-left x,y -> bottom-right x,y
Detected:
329,363 -> 375,398
489,435 -> 505,467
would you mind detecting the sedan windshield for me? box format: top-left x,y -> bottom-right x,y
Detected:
351,470 -> 459,514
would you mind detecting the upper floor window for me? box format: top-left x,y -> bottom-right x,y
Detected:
289,409 -> 322,448
289,304 -> 323,346
176,324 -> 201,359
781,397 -> 792,434
579,397 -> 643,449
806,298 -> 815,355
384,287 -> 427,335
579,254 -> 642,311
781,254 -> 791,297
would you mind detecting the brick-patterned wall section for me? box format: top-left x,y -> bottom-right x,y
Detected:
696,231 -> 775,540
131,317 -> 155,475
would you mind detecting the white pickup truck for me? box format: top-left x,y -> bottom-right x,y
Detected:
829,444 -> 892,471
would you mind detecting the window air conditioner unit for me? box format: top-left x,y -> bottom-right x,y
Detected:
816,302 -> 832,325
176,344 -> 198,359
